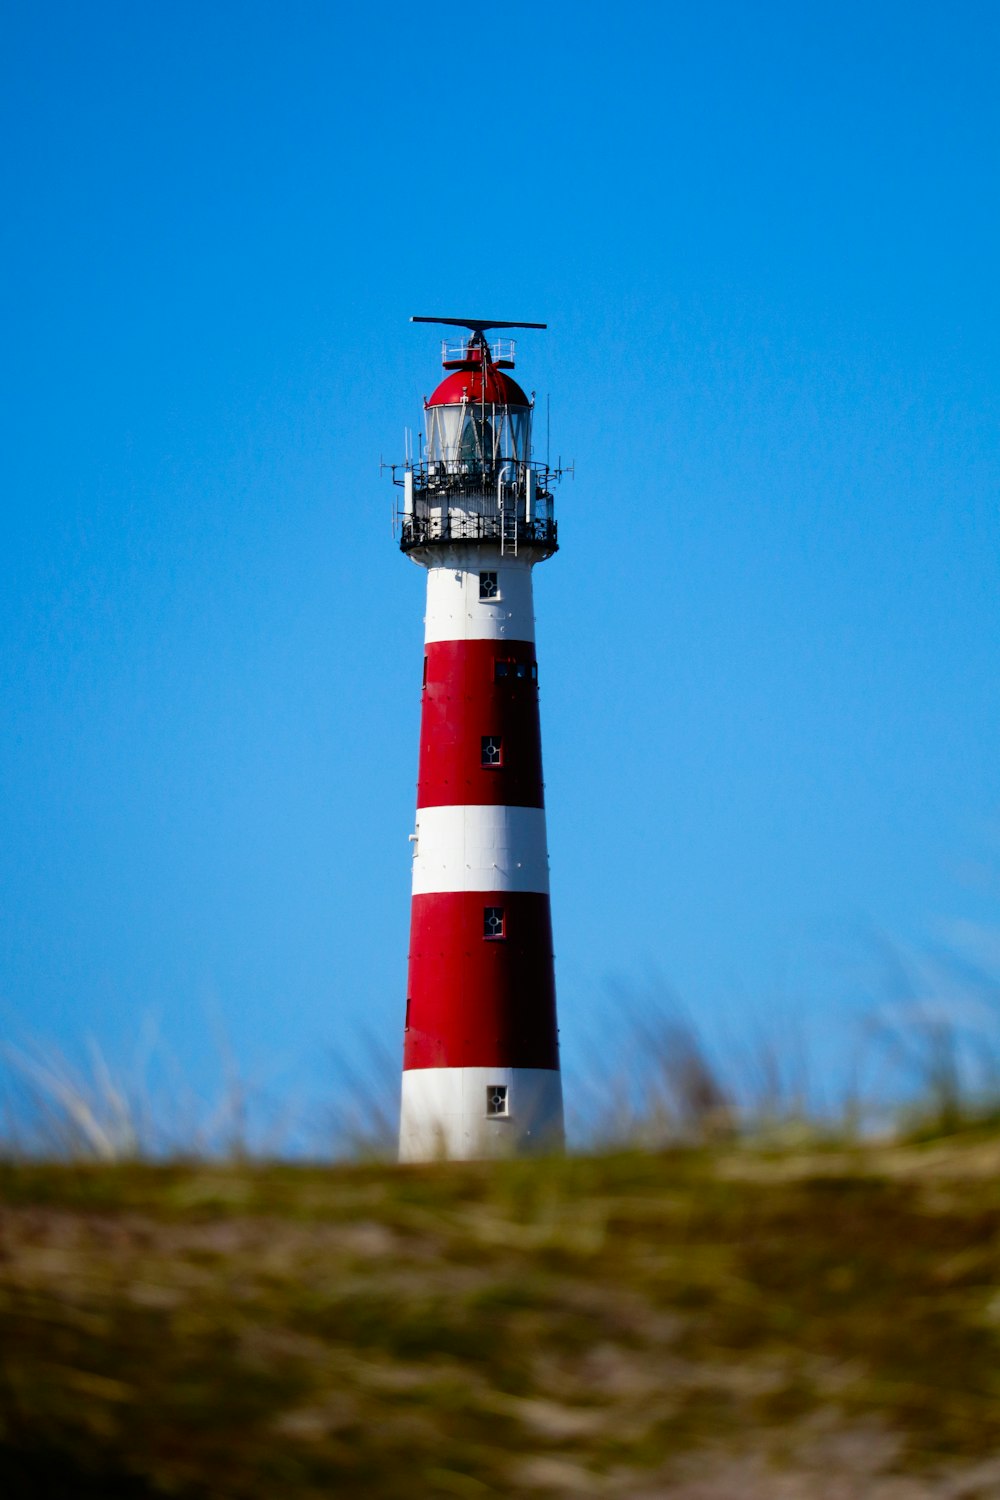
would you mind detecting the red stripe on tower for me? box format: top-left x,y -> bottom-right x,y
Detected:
391,318 -> 567,1160
418,639 -> 544,808
405,891 -> 559,1069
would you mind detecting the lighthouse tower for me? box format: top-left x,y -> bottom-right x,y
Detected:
394,317 -> 565,1162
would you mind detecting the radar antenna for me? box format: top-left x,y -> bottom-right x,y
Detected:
410,316 -> 547,332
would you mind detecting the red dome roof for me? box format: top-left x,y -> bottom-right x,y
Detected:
426,368 -> 530,408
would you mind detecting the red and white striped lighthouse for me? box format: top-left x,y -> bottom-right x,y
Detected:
393,317 -> 566,1161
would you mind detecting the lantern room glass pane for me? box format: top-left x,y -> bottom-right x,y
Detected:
426,405 -> 466,464
459,410 -> 492,465
425,403 -> 532,469
503,409 -> 531,462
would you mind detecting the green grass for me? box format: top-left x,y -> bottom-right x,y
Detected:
3,1138 -> 1000,1496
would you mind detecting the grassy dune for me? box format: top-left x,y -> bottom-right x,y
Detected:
2,1137 -> 1000,1497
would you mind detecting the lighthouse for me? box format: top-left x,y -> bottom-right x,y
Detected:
393,317 -> 566,1161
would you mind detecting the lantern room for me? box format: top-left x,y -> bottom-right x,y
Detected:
424,332 -> 533,474
393,318 -> 567,559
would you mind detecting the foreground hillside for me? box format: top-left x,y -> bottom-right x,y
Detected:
2,1138 -> 1000,1498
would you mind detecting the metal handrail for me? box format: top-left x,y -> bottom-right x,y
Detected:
441,336 -> 516,365
399,513 -> 557,554
393,458 -> 563,492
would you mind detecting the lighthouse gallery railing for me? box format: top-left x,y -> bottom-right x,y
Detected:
393,460 -> 560,556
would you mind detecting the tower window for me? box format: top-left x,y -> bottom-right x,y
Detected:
481,735 -> 502,767
479,571 -> 499,600
484,906 -> 505,939
422,655 -> 428,686
486,1084 -> 509,1117
494,658 -> 538,683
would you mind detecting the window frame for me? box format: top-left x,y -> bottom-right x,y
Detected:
483,905 -> 506,941
493,657 -> 538,683
481,734 -> 503,768
478,571 -> 499,601
485,1084 -> 509,1118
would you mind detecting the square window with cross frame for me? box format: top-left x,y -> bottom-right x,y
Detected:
486,1084 -> 509,1117
483,906 -> 505,940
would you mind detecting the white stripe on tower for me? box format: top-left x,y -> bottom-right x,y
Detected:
423,557 -> 537,643
411,804 -> 550,896
399,1067 -> 565,1163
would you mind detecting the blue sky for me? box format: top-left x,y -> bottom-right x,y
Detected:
2,1 -> 999,1139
